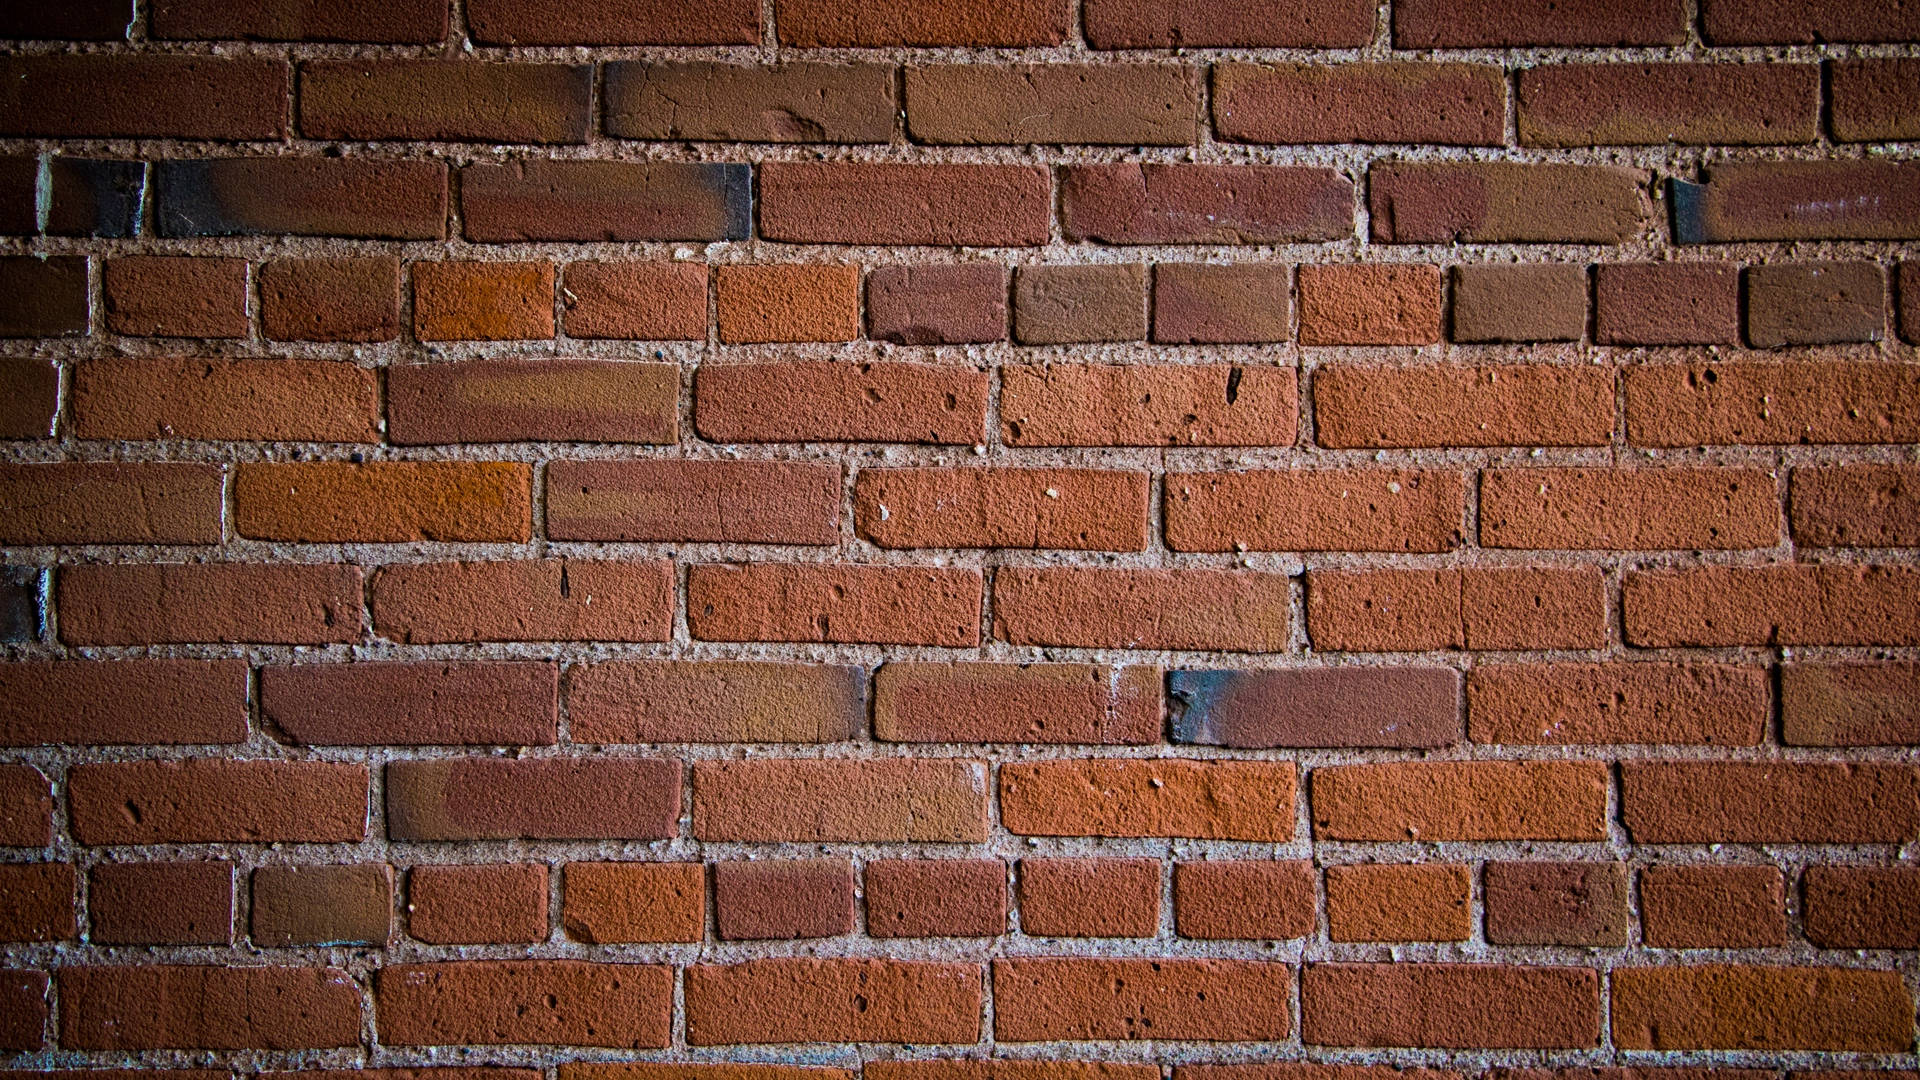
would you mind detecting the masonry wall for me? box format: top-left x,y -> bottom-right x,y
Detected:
0,0 -> 1918,1075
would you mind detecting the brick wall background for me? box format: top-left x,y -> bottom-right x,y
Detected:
0,0 -> 1918,1072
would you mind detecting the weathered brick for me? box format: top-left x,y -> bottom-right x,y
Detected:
1831,59 -> 1920,141
0,766 -> 52,847
775,0 -> 1066,45
1621,761 -> 1920,844
1901,262 -> 1919,341
151,0 -> 446,41
413,261 -> 554,341
1168,469 -> 1465,553
370,560 -> 670,646
692,759 -> 989,842
562,262 -> 704,340
235,462 -> 532,542
1627,358 -> 1920,446
1484,862 -> 1627,946
157,158 -> 448,240
1308,568 -> 1608,651
0,462 -> 222,545
1370,163 -> 1651,244
0,256 -> 88,337
252,864 -> 392,946
389,359 -> 676,446
1520,64 -> 1817,147
1062,164 -> 1353,244
1322,362 -> 1611,449
873,662 -> 1159,744
1595,263 -> 1740,345
607,62 -> 895,142
69,760 -> 367,845
1001,363 -> 1296,447
1702,0 -> 1920,44
1302,964 -> 1601,1048
1085,0 -> 1374,46
0,660 -> 247,746
1019,858 -> 1160,938
408,864 -> 548,945
378,962 -> 671,1048
995,567 -> 1291,652
1170,667 -> 1460,749
563,862 -> 703,944
59,563 -> 362,646
1624,565 -> 1920,647
1449,265 -> 1589,343
1468,663 -> 1767,746
0,359 -> 57,438
0,156 -> 143,238
1216,63 -> 1504,146
468,0 -> 758,44
1803,867 -> 1920,948
0,972 -> 44,1050
1298,264 -> 1442,345
1313,761 -> 1609,841
994,958 -> 1292,1041
855,467 -> 1150,550
759,163 -> 1050,246
697,360 -> 990,444
1480,466 -> 1778,550
686,959 -> 982,1044
1612,965 -> 1910,1050
74,357 -> 378,443
1327,864 -> 1470,943
387,758 -> 679,841
570,661 -> 864,744
1746,262 -> 1886,347
0,55 -> 288,139
0,862 -> 75,941
1672,162 -> 1920,243
689,563 -> 982,646
89,861 -> 233,945
0,567 -> 36,643
463,161 -> 748,242
1013,264 -> 1148,344
0,0 -> 132,39
1792,464 -> 1919,547
908,64 -> 1198,145
1783,661 -> 1920,746
566,1067 -> 847,1080
265,661 -> 558,745
867,265 -> 1008,345
300,61 -> 591,143
104,256 -> 247,338
1001,759 -> 1295,841
1174,861 -> 1315,940
1639,866 -> 1787,948
715,859 -> 855,940
262,257 -> 401,342
60,966 -> 360,1049
1395,0 -> 1685,45
1152,264 -> 1290,344
716,264 -> 860,343
866,860 -> 1007,938
1180,1066 -> 1464,1080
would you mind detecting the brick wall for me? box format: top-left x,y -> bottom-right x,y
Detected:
1,0 -> 1918,1071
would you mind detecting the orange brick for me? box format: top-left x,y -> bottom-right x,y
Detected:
409,864 -> 549,945
1326,864 -> 1470,942
1624,565 -> 1920,647
1640,865 -> 1787,949
1314,363 -> 1614,448
386,758 -> 679,840
58,563 -> 363,645
1467,663 -> 1768,745
692,759 -> 989,842
1174,861 -> 1315,940
688,563 -> 982,646
562,862 -> 703,944
1307,567 -> 1607,651
1612,965 -> 1910,1051
697,360 -> 990,444
1627,358 -> 1920,446
1620,761 -> 1920,844
1168,469 -> 1465,553
563,261 -> 707,339
1001,759 -> 1295,841
1018,858 -> 1160,938
994,567 -> 1290,652
715,264 -> 860,343
377,962 -> 671,1048
1312,761 -> 1609,841
0,463 -> 223,545
1001,362 -> 1296,447
1480,467 -> 1779,550
235,462 -> 532,542
854,467 -> 1150,550
1298,264 -> 1443,345
72,357 -> 380,443
994,958 -> 1292,1041
1302,963 -> 1601,1048
872,661 -> 1159,744
371,559 -> 672,643
547,460 -> 839,544
413,261 -> 555,341
1791,464 -> 1920,547
685,959 -> 981,1044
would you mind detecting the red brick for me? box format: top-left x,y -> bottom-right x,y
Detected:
1622,762 -> 1920,844
370,560 -> 669,646
1640,866 -> 1787,948
0,972 -> 44,1050
1,659 -> 246,746
1180,1067 -> 1463,1080
1804,867 -> 1920,948
387,758 -> 679,841
908,64 -> 1199,145
1327,863 -> 1471,942
1002,363 -> 1296,447
408,864 -> 548,945
388,359 -> 677,445
1174,861 -> 1315,940
692,759 -> 989,842
378,962 -> 671,1048
1216,63 -> 1504,146
759,163 -> 1050,246
1001,759 -> 1295,841
251,864 -> 392,946
1307,567 -> 1607,651
1062,164 -> 1353,244
995,567 -> 1291,652
0,766 -> 51,847
775,0 -> 1066,45
59,564 -> 359,646
0,463 -> 222,545
89,861 -> 233,945
689,563 -> 982,646
606,62 -> 896,142
569,661 -> 864,744
1013,264 -> 1148,344
1151,264 -> 1291,344
1084,0 -> 1374,46
1791,465 -> 1920,547
1595,264 -> 1741,345
1612,965 -> 1910,1051
104,256 -> 248,338
71,760 -> 367,845
1832,59 -> 1920,141
413,262 -> 554,341
1746,262 -> 1886,347
563,262 -> 706,340
265,661 -> 557,745
1313,761 -> 1609,842
1299,264 -> 1442,345
463,161 -> 746,243
1520,64 -> 1817,147
0,255 -> 87,337
468,0 -> 758,44
687,959 -> 981,1044
1170,667 -> 1460,749
1783,661 -> 1920,747
1702,0 -> 1920,44
0,359 -> 56,438
1394,0 -> 1685,45
1167,469 -> 1465,553
1481,466 -> 1778,550
561,459 -> 845,544
73,357 -> 380,443
994,958 -> 1292,1041
866,860 -> 1007,938
1450,265 -> 1589,343
1624,565 -> 1920,647
1302,963 -> 1601,1048
716,264 -> 861,343
1469,663 -> 1767,746
714,858 -> 855,940
697,360 -> 990,444
152,0 -> 446,41
1484,862 -> 1627,946
1019,858 -> 1160,938
1673,162 -> 1920,243
1370,163 -> 1652,244
1626,358 -> 1920,447
0,1 -> 132,39
235,462 -> 532,543
873,661 -> 1159,745
157,158 -> 448,240
0,862 -> 74,941
867,265 -> 1008,345
60,966 -> 360,1049
562,862 -> 703,944
300,61 -> 589,143
567,1068 -> 847,1080
1316,363 -> 1613,448
855,467 -> 1149,550
0,55 -> 288,139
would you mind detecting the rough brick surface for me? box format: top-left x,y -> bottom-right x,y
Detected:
994,567 -> 1292,651
697,361 -> 990,444
1611,966 -> 1911,1051
994,958 -> 1293,1041
563,862 -> 704,944
1063,164 -> 1353,245
1168,469 -> 1465,553
1782,662 -> 1920,746
714,859 -> 856,940
549,461 -> 838,543
571,661 -> 865,744
1301,964 -> 1602,1048
1173,861 -> 1315,941
408,864 -> 549,945
1001,363 -> 1296,446
387,758 -> 680,840
59,562 -> 363,645
59,966 -> 361,1049
1639,866 -> 1787,949
1620,762 -> 1920,844
865,860 -> 1008,938
1001,760 -> 1296,840
1483,862 -> 1627,946
1313,762 -> 1610,841
1326,864 -> 1471,942
607,62 -> 895,142
378,962 -> 672,1048
236,462 -> 533,542
693,759 -> 989,842
88,862 -> 233,946
1370,163 -> 1652,243
1169,667 -> 1460,749
909,65 -> 1199,146
1308,567 -> 1607,651
1315,363 -> 1612,447
1018,858 -> 1161,938
685,960 -> 982,1044
1216,63 -> 1505,146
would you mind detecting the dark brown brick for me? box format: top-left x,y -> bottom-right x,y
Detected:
908,64 -> 1199,145
1673,162 -> 1920,243
866,860 -> 1007,938
1746,262 -> 1886,347
262,257 -> 402,342
152,0 -> 446,41
58,563 -> 363,646
389,359 -> 678,445
90,862 -> 233,945
469,0 -> 759,44
0,863 -> 74,941
606,62 -> 895,142
1215,63 -> 1504,146
0,55 -> 288,139
0,659 -> 246,746
251,864 -> 392,946
1084,0 -> 1375,47
0,567 -> 35,643
387,758 -> 680,841
549,460 -> 839,544
0,766 -> 51,847
265,662 -> 557,747
1639,865 -> 1787,948
0,462 -> 222,545
1395,0 -> 1686,45
1783,662 -> 1920,747
1484,862 -> 1627,946
775,0 -> 1068,45
157,158 -> 448,240
714,859 -> 855,940
1596,263 -> 1741,345
59,966 -> 360,1049
570,660 -> 864,744
1450,265 -> 1589,343
462,161 -> 748,242
69,760 -> 368,845
300,61 -> 591,143
1302,964 -> 1601,1048
1519,64 -> 1819,146
1702,0 -> 1920,44
1019,858 -> 1160,938
0,0 -> 132,39
104,256 -> 247,338
1174,861 -> 1315,940
0,359 -> 57,438
563,262 -> 707,340
1803,866 -> 1920,948
1792,464 -> 1920,547
1370,163 -> 1652,244
0,972 -> 44,1050
759,163 -> 1050,246
1832,59 -> 1920,141
873,661 -> 1158,745
14,157 -> 143,238
1152,264 -> 1290,344
0,256 -> 87,338
1063,164 -> 1353,244
1170,667 -> 1460,749
867,265 -> 1008,345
